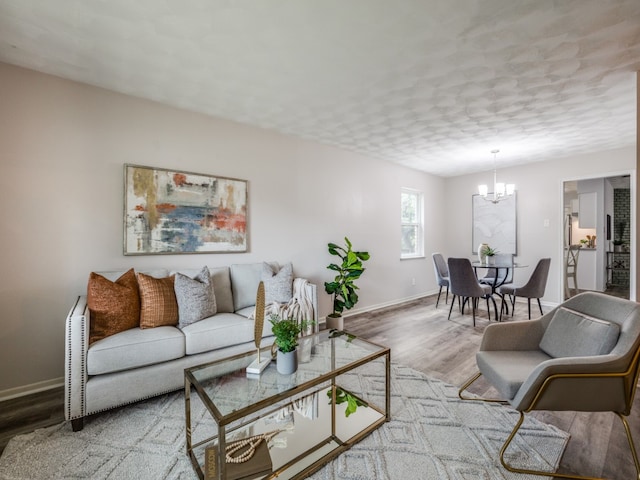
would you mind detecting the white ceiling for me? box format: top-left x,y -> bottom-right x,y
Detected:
0,0 -> 638,177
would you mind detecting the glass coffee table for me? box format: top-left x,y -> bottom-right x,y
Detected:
184,330 -> 390,479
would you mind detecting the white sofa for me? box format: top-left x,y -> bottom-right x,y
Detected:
64,262 -> 317,431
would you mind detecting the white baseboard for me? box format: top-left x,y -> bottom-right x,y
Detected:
318,291 -> 558,326
0,377 -> 64,402
320,291 -> 434,325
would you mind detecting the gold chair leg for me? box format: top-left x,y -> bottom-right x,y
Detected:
458,372 -> 508,403
460,376 -> 640,478
500,411 -> 605,479
616,412 -> 640,480
458,372 -> 482,400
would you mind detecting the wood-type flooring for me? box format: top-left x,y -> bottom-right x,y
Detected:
0,293 -> 638,479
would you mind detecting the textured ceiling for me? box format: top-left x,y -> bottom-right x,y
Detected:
0,0 -> 638,177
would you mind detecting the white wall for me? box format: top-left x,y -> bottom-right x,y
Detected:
443,148 -> 636,305
0,63 -> 446,393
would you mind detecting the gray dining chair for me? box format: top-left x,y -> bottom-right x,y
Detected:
497,258 -> 551,320
447,258 -> 497,326
432,253 -> 449,308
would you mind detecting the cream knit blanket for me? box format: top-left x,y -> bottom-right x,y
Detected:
251,278 -> 315,335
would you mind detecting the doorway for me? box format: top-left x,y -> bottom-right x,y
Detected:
562,173 -> 635,301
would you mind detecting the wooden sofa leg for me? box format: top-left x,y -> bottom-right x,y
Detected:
71,418 -> 84,432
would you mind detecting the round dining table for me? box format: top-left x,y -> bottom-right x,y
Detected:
471,260 -> 528,317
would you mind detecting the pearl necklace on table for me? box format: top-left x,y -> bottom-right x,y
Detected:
225,430 -> 281,464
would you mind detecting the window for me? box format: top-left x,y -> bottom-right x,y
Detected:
401,188 -> 424,258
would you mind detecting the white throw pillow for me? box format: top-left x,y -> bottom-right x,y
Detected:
262,262 -> 293,304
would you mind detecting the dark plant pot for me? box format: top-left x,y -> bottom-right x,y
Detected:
277,349 -> 297,375
326,314 -> 344,330
614,244 -> 624,252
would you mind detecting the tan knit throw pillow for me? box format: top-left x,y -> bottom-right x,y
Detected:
137,273 -> 178,328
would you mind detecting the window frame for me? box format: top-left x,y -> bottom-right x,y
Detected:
400,187 -> 424,259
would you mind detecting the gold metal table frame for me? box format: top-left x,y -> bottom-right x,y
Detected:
184,330 -> 391,480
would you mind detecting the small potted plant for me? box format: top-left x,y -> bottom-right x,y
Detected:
324,237 -> 370,330
482,245 -> 498,265
269,314 -> 312,374
613,222 -> 626,252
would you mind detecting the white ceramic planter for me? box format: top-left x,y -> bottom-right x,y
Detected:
326,315 -> 344,330
277,349 -> 298,375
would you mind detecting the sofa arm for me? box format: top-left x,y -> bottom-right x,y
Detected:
65,296 -> 89,422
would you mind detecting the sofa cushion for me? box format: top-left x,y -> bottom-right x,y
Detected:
138,273 -> 179,328
87,326 -> 185,375
182,313 -> 256,355
262,262 -> 293,304
210,267 -> 234,313
87,269 -> 140,345
235,306 -> 255,318
174,267 -> 217,328
230,262 -> 278,312
540,307 -> 620,358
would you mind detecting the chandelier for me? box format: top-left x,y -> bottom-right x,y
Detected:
478,149 -> 515,203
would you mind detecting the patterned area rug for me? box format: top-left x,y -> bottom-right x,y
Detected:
0,364 -> 568,479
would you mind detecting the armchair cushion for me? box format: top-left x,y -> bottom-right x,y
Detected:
539,307 -> 620,358
477,350 -> 552,399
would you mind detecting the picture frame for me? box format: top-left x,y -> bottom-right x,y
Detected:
472,193 -> 517,255
124,164 -> 248,255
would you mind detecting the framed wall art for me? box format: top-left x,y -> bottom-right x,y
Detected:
472,193 -> 517,255
124,164 -> 248,255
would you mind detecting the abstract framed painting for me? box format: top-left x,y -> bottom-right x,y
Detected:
124,164 -> 248,255
472,192 -> 517,256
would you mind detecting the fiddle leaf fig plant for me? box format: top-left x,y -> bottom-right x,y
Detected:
324,237 -> 370,318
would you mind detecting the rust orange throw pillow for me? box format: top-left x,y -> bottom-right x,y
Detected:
87,269 -> 140,345
137,273 -> 178,328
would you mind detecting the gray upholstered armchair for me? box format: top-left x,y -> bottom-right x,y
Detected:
459,292 -> 640,479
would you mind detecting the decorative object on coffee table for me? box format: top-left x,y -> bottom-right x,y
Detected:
246,281 -> 271,375
324,237 -> 370,330
204,431 -> 280,480
269,314 -> 312,374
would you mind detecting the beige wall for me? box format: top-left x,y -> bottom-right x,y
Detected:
0,62 -> 446,394
444,148 -> 636,304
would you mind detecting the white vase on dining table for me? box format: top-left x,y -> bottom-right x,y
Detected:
478,243 -> 489,264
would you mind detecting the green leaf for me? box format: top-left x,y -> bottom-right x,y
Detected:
325,237 -> 370,315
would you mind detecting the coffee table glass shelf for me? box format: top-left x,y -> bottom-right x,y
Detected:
184,330 -> 390,480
